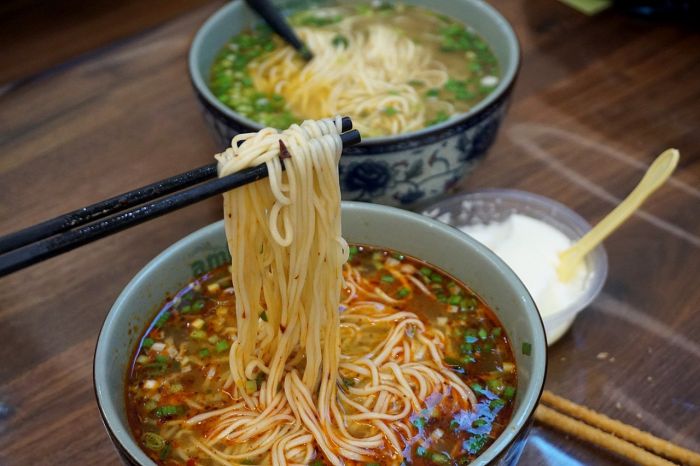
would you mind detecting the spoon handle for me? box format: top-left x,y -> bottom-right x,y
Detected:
558,148 -> 680,281
244,0 -> 312,60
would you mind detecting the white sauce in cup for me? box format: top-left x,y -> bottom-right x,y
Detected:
459,214 -> 587,318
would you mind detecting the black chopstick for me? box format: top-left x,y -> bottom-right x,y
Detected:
244,0 -> 313,61
0,128 -> 361,277
0,117 -> 352,255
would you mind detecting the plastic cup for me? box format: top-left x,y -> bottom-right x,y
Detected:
423,189 -> 608,345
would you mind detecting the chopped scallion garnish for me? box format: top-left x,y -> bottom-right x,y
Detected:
153,405 -> 182,418
141,432 -> 165,451
245,379 -> 258,395
215,339 -> 230,353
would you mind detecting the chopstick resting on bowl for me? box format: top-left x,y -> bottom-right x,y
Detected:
0,118 -> 359,278
243,0 -> 313,61
536,390 -> 700,466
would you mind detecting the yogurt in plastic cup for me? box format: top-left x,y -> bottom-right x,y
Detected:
423,189 -> 608,345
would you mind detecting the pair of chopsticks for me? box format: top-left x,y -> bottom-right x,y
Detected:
536,390 -> 700,465
0,118 -> 359,278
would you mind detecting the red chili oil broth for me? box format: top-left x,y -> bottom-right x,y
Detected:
125,245 -> 517,465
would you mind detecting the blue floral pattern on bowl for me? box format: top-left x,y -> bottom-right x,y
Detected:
197,91 -> 510,208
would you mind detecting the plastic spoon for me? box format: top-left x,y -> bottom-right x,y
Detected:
557,148 -> 680,282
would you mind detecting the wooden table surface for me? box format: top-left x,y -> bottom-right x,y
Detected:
1,1 -> 699,465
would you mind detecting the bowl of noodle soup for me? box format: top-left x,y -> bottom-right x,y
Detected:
95,202 -> 545,466
189,0 -> 519,207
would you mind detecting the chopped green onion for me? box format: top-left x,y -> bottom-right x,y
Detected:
503,385 -> 516,400
216,339 -> 230,353
308,460 -> 324,466
193,300 -> 205,311
472,418 -> 488,428
396,287 -> 410,298
487,378 -> 503,393
492,327 -> 502,337
331,34 -> 349,48
460,297 -> 477,312
190,329 -> 207,340
381,274 -> 395,283
431,452 -> 450,464
489,398 -> 505,410
153,405 -> 182,418
522,341 -> 532,356
478,328 -> 488,340
260,311 -> 268,322
448,295 -> 462,305
349,246 -> 359,256
142,338 -> 154,349
154,311 -> 170,328
159,441 -> 171,460
141,432 -> 165,451
430,273 -> 443,283
297,14 -> 342,27
245,379 -> 258,395
383,106 -> 398,116
199,348 -> 210,358
154,355 -> 169,364
426,88 -> 440,97
427,111 -> 450,126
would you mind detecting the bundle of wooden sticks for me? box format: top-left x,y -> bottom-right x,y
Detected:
536,391 -> 700,466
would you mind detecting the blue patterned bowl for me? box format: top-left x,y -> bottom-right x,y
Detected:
189,0 -> 520,208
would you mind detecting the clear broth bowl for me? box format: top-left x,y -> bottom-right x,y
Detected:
423,189 -> 608,345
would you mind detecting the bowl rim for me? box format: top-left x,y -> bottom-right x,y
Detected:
94,202 -> 546,465
188,0 -> 521,146
422,188 -> 609,327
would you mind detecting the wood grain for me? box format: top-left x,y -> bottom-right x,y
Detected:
0,0 -> 212,86
0,1 -> 699,465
